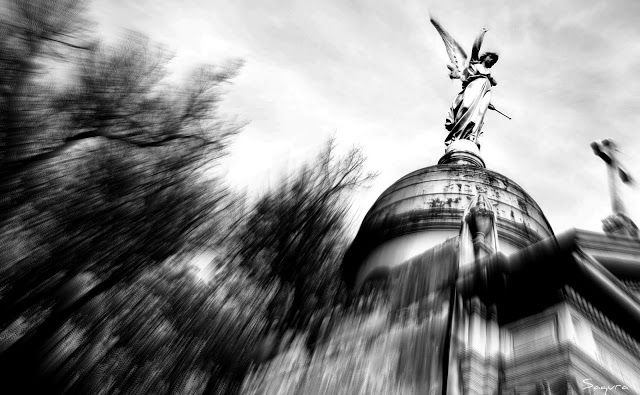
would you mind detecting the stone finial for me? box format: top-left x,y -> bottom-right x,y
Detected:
459,192 -> 500,267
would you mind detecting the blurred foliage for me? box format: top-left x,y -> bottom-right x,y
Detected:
233,141 -> 374,334
0,1 -> 371,393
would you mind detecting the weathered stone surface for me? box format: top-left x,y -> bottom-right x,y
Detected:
344,164 -> 554,286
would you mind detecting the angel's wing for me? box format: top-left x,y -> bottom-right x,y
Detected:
430,17 -> 468,80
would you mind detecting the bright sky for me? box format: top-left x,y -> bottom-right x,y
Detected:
90,0 -> 640,235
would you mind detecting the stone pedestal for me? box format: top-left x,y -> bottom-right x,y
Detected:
438,139 -> 485,168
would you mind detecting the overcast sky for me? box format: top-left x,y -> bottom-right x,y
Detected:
90,0 -> 640,235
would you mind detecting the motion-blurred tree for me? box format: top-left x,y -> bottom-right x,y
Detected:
45,260 -> 273,394
0,1 -> 374,394
234,141 -> 374,335
0,0 -> 88,184
0,0 -> 241,391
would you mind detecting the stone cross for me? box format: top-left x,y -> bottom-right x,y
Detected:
591,139 -> 638,237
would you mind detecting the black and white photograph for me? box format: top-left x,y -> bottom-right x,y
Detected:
0,0 -> 639,393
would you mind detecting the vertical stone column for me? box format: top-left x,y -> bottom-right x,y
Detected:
469,297 -> 485,355
557,304 -> 574,344
484,305 -> 499,394
462,297 -> 487,395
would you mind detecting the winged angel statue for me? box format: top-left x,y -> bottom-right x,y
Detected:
431,17 -> 509,148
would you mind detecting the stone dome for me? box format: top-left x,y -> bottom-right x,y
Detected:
343,162 -> 554,287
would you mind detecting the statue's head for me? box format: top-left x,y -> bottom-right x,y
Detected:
480,52 -> 499,68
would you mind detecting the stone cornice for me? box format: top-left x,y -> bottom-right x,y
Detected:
563,286 -> 640,356
574,229 -> 640,281
457,230 -> 640,342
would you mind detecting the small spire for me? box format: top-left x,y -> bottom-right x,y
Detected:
459,191 -> 499,267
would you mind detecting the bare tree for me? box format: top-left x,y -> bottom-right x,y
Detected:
234,140 -> 374,333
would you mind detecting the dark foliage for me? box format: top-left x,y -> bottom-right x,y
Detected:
0,1 -> 371,393
234,141 -> 373,332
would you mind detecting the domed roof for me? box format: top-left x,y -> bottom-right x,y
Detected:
343,163 -> 554,286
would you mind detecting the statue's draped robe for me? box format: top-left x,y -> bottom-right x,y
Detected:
445,62 -> 496,146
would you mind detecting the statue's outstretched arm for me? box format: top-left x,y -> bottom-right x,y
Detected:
470,28 -> 488,62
